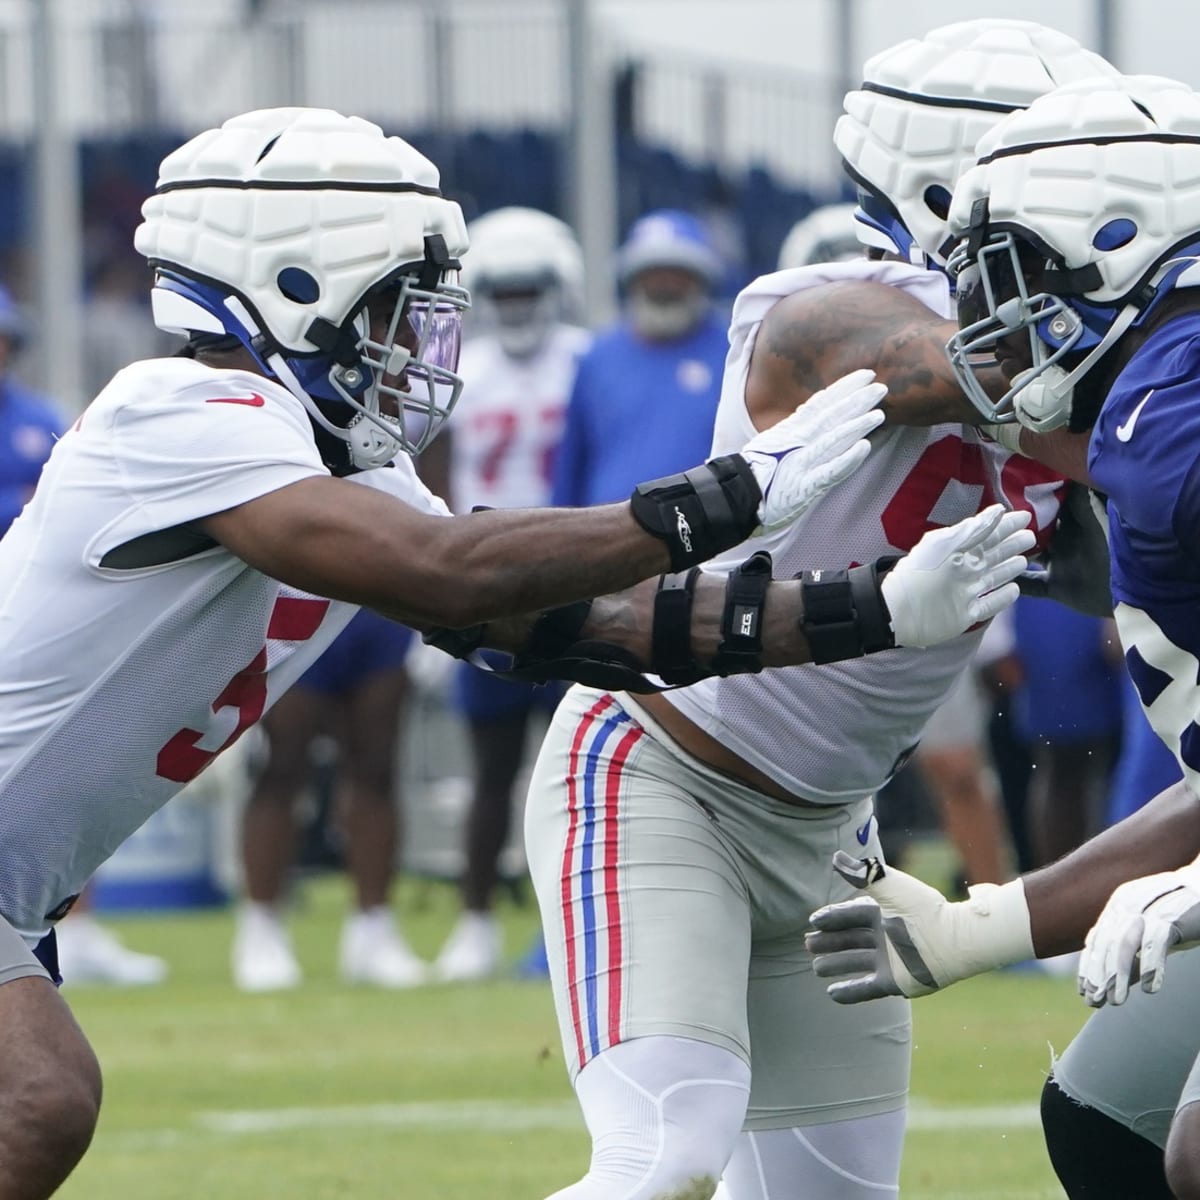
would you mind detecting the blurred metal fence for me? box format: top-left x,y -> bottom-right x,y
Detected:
7,0 -> 843,403
0,0 -> 839,180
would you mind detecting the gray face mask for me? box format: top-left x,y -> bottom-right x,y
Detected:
626,290 -> 708,340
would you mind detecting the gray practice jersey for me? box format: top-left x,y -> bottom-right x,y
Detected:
660,260 -> 1064,803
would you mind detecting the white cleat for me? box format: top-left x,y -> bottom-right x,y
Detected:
56,916 -> 168,987
339,908 -> 428,989
434,911 -> 502,983
232,903 -> 302,992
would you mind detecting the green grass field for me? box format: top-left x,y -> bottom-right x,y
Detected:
59,876 -> 1089,1200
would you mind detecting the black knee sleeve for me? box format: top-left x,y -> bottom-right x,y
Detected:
1041,1075 -> 1171,1199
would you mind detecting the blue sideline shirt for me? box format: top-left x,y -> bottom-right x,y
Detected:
551,312 -> 728,507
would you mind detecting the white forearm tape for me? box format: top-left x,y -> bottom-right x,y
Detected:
979,422 -> 1025,455
959,878 -> 1035,975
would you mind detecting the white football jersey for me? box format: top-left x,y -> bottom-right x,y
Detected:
650,261 -> 1064,803
449,325 -> 590,513
0,357 -> 447,942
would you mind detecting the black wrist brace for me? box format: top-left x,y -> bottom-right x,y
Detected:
652,569 -> 703,685
630,454 -> 762,570
798,558 -> 897,665
712,551 -> 772,675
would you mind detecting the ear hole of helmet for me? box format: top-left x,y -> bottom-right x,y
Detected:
924,185 -> 952,220
277,267 -> 321,304
1093,219 -> 1138,251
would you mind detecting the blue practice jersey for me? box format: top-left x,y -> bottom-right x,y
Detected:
550,312 -> 728,507
1088,310 -> 1200,791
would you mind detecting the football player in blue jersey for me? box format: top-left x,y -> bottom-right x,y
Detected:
806,75 -> 1200,1200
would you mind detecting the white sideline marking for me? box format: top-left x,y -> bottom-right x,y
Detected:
95,1098 -> 1042,1150
197,1100 -> 583,1135
907,1099 -> 1041,1130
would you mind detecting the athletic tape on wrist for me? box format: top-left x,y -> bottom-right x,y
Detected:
979,422 -> 1024,454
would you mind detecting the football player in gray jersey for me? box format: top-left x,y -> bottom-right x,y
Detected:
522,21 -> 1115,1200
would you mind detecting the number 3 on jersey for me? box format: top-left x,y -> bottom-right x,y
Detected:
156,594 -> 330,783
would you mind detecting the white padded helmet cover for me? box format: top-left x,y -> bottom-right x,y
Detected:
951,76 -> 1200,304
835,20 -> 1118,264
135,107 -> 469,352
464,206 -> 584,306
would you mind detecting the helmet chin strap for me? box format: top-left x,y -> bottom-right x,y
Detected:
1011,301 -> 1140,433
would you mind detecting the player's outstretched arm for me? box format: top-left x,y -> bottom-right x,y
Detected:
199,370 -> 886,629
746,282 -> 989,429
806,779 -> 1200,1005
460,502 -> 1033,692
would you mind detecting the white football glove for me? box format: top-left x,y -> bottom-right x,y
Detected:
1078,861 -> 1200,1008
880,504 -> 1035,648
740,368 -> 886,532
805,852 -> 1035,1004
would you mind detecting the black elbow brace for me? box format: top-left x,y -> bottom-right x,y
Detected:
798,558 -> 897,665
630,454 -> 762,570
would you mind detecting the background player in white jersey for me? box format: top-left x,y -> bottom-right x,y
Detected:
430,207 -> 591,981
805,76 -> 1200,1200
0,105 -> 1027,1198
775,201 -> 861,271
522,21 -> 1112,1200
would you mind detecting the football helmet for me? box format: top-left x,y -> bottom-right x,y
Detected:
776,203 -> 861,270
464,207 -> 583,358
945,75 -> 1200,424
835,20 -> 1118,270
135,107 -> 470,472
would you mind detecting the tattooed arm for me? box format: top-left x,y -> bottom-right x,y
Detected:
742,279 -> 1093,482
744,280 -> 1000,429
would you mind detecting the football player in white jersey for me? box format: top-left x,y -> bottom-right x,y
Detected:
521,21 -> 1115,1200
806,77 -> 1200,1200
432,207 -> 591,981
0,104 -> 1030,1197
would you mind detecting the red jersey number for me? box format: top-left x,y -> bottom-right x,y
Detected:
881,433 -> 1062,552
156,650 -> 267,783
155,595 -> 331,784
